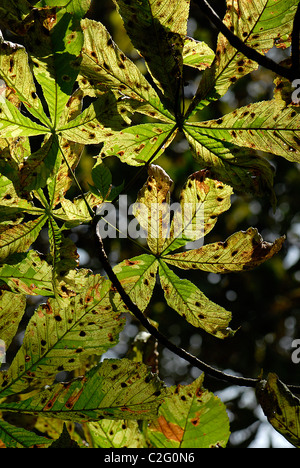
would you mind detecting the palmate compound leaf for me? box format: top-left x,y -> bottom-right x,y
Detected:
113,0 -> 190,107
114,165 -> 284,338
0,274 -> 125,398
0,359 -> 166,422
148,374 -> 230,448
257,374 -> 300,448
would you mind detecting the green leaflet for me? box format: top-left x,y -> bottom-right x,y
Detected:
101,123 -> 177,166
161,170 -> 233,254
113,254 -> 158,312
133,165 -> 173,255
114,0 -> 190,106
24,9 -> 83,126
80,18 -> 174,122
158,261 -> 232,339
148,374 -> 230,448
0,274 -> 125,398
195,101 -> 300,163
183,123 -> 276,201
0,37 -> 50,127
88,420 -> 146,448
183,37 -> 215,71
0,215 -> 47,262
0,419 -> 51,448
163,228 -> 285,274
0,359 -> 166,422
58,92 -> 130,144
257,374 -> 300,448
0,250 -> 54,296
0,291 -> 25,349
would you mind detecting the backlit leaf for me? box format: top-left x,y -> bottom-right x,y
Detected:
163,228 -> 285,273
161,169 -> 232,254
0,291 -> 25,349
184,123 -> 276,201
148,374 -> 230,448
188,0 -> 299,114
133,165 -> 173,254
0,274 -> 125,397
101,123 -> 177,166
197,101 -> 300,163
114,0 -> 190,105
0,250 -> 54,296
80,18 -> 174,122
159,261 -> 232,339
183,37 -> 215,71
113,254 -> 158,312
58,92 -> 130,145
257,373 -> 300,448
88,420 -> 146,448
0,215 -> 47,262
0,419 -> 51,448
0,359 -> 166,421
25,8 -> 83,125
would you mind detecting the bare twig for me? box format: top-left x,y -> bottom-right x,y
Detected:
193,0 -> 296,81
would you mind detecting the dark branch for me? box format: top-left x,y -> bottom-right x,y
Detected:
193,0 -> 296,81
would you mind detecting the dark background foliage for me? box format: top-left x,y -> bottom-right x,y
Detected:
5,0 -> 300,447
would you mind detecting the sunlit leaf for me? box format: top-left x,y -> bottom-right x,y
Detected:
133,165 -> 173,254
80,18 -> 174,122
148,374 -> 230,448
0,359 -> 166,421
0,419 -> 51,448
188,0 -> 299,114
101,123 -> 177,166
183,37 -> 215,71
59,92 -> 131,144
163,228 -> 285,273
0,250 -> 54,296
197,101 -> 300,163
0,274 -> 125,397
257,373 -> 300,448
0,291 -> 25,349
88,420 -> 146,448
184,123 -> 276,201
113,254 -> 158,312
114,0 -> 190,105
159,261 -> 232,339
161,169 -> 232,254
0,215 -> 47,262
0,37 -> 50,126
25,8 -> 83,124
